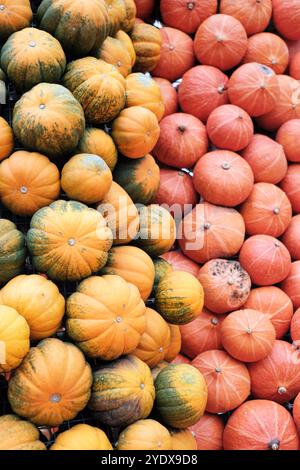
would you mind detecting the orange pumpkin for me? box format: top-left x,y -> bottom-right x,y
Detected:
0,0 -> 32,42
243,32 -> 289,74
161,250 -> 200,277
291,308 -> 300,343
130,22 -> 162,72
280,261 -> 300,309
170,429 -> 197,451
171,354 -> 190,365
153,77 -> 178,118
0,117 -> 13,162
294,393 -> 300,430
220,0 -> 272,36
125,72 -> 165,121
117,419 -> 172,450
114,30 -> 136,67
190,413 -> 224,451
94,35 -> 132,77
77,128 -> 118,172
290,52 -> 300,80
134,0 -> 154,19
282,215 -> 300,261
0,415 -> 46,451
280,164 -> 300,214
160,0 -> 217,34
120,0 -> 136,32
50,424 -> 112,451
154,169 -> 198,213
276,119 -> 300,162
272,0 -> 300,41
164,325 -> 181,362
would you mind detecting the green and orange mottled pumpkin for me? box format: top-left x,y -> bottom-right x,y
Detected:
130,22 -> 162,72
152,257 -> 173,295
50,424 -> 112,451
125,73 -> 165,121
105,0 -> 127,35
77,128 -> 118,172
94,35 -> 133,77
0,415 -> 46,451
121,0 -> 137,32
117,419 -> 172,450
0,117 -> 13,162
0,219 -> 26,284
0,0 -> 33,42
164,325 -> 181,362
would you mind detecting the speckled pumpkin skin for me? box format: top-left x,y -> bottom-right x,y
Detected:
50,424 -> 112,450
115,30 -> 136,66
152,257 -> 173,295
131,23 -> 162,72
0,415 -> 46,451
77,128 -> 118,172
126,72 -> 165,121
0,117 -> 13,162
0,0 -> 33,43
105,0 -> 126,35
94,35 -> 133,77
0,219 -> 26,284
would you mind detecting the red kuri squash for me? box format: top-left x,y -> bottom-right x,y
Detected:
280,164 -> 300,214
276,119 -> 300,162
134,0 -> 154,19
281,215 -> 300,261
190,413 -> 224,451
160,0 -> 217,34
154,169 -> 198,215
291,308 -> 300,343
272,0 -> 300,41
293,393 -> 300,430
220,0 -> 272,36
152,77 -> 178,118
161,250 -> 200,277
243,33 -> 289,74
280,261 -> 300,309
290,53 -> 300,80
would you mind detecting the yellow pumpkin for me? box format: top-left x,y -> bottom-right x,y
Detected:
0,415 -> 46,450
164,325 -> 181,362
170,429 -> 197,451
0,117 -> 13,162
115,30 -> 136,67
50,424 -> 112,451
94,35 -> 133,77
117,419 -> 172,450
77,128 -> 118,172
126,72 -> 165,121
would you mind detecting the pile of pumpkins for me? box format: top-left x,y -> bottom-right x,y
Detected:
0,0 -> 300,451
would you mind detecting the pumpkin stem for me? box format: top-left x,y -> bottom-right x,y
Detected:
217,85 -> 226,94
246,328 -> 252,334
211,317 -> 219,326
178,125 -> 186,133
273,207 -> 280,215
215,367 -> 222,374
222,162 -> 231,170
187,1 -> 195,9
204,222 -> 211,230
269,439 -> 280,451
278,386 -> 287,395
216,34 -> 224,43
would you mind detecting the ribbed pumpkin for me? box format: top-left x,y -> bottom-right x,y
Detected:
164,325 -> 181,362
242,134 -> 288,184
0,305 -> 29,373
178,202 -> 246,264
239,235 -> 292,286
0,67 -> 5,81
170,429 -> 197,451
243,287 -> 294,340
280,261 -> 300,309
276,119 -> 300,162
8,338 -> 92,426
243,32 -> 289,74
178,65 -> 229,123
97,181 -> 139,245
130,22 -> 162,72
37,0 -> 110,56
290,53 -> 300,80
172,354 -> 190,365
161,250 -> 199,277
291,308 -> 300,343
61,154 -> 112,204
152,258 -> 173,295
12,83 -> 85,159
294,393 -> 300,429
100,245 -> 155,300
198,259 -> 251,314
220,0 -> 272,36
0,415 -> 46,451
50,424 -> 112,451
194,14 -> 248,71
0,219 -> 26,284
104,0 -> 126,35
117,419 -> 172,450
192,350 -> 251,414
134,0 -> 154,19
125,72 -> 164,121
189,413 -> 224,451
155,271 -> 204,325
66,275 -> 146,359
77,128 -> 118,172
193,150 -> 254,207
120,0 -> 137,32
280,164 -> 300,214
153,113 -> 208,169
112,106 -> 160,158
0,274 -> 65,341
113,154 -> 160,204
63,57 -> 125,125
0,151 -> 60,216
153,77 -> 178,118
0,117 -> 13,162
223,400 -> 299,450
154,169 -> 198,213
27,200 -> 113,281
0,0 -> 32,42
115,30 -> 136,66
160,0 -> 217,34
89,355 -> 155,427
0,28 -> 66,93
282,216 -> 300,261
272,0 -> 300,41
94,35 -> 132,77
152,27 -> 195,82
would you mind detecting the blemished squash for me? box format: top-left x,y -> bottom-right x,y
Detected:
276,119 -> 300,163
155,363 -> 208,428
0,274 -> 65,341
164,325 -> 181,363
130,22 -> 162,72
77,128 -> 118,172
112,106 -> 160,159
0,0 -> 33,43
161,250 -> 199,277
152,258 -> 173,295
61,154 -> 113,204
0,151 -> 60,216
27,200 -> 113,282
0,219 -> 26,284
0,28 -> 66,93
12,83 -> 85,159
113,154 -> 160,205
280,261 -> 300,310
114,30 -> 136,66
89,355 -> 155,427
189,413 -> 224,451
0,117 -> 13,162
291,308 -> 300,343
8,338 -> 93,427
100,245 -> 155,301
125,72 -> 164,121
160,0 -> 217,34
50,424 -> 112,451
117,419 -> 172,450
272,0 -> 300,41
170,429 -> 197,451
104,0 -> 126,36
63,57 -> 126,125
66,275 -> 146,360
280,164 -> 300,214
37,0 -> 110,56
243,33 -> 289,75
0,305 -> 30,373
220,0 -> 272,36
94,35 -> 133,77
0,415 -> 46,451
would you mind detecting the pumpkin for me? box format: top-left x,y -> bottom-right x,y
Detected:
178,65 -> 229,123
164,325 -> 181,362
0,0 -> 32,42
198,259 -> 251,314
0,274 -> 65,341
27,200 -> 113,281
132,308 -> 171,367
243,286 -> 294,340
0,305 -> 29,373
180,309 -> 226,359
0,415 -> 46,451
243,32 -> 289,75
130,23 -> 162,72
286,38 -> 300,61
61,154 -> 112,204
290,53 -> 300,80
190,413 -> 224,451
113,154 -> 160,205
135,204 -> 176,257
280,261 -> 300,309
192,350 -> 251,414
97,181 -> 139,245
155,363 -> 208,428
248,340 -> 300,403
280,164 -> 300,214
294,393 -> 300,429
153,113 -> 208,169
155,271 -> 204,325
111,106 -> 160,158
178,202 -> 246,264
242,134 -> 288,184
125,72 -> 164,121
66,275 -> 146,359
115,30 -> 136,66
161,250 -> 199,277
0,219 -> 26,284
0,28 -> 66,93
272,0 -> 300,41
117,419 -> 172,450
291,308 -> 300,343
206,104 -> 254,152
37,0 -> 110,56
104,0 -> 126,35
8,338 -> 92,426
151,361 -> 168,380
276,119 -> 300,162
282,216 -> 300,261
134,0 -> 154,19
50,424 -> 112,451
154,169 -> 198,214
89,355 -> 155,427
239,235 -> 292,286
152,258 -> 173,295
0,151 -> 60,216
77,128 -> 117,172
94,35 -> 132,77
12,83 -> 85,159
194,14 -> 248,71
153,77 -> 178,118
152,26 -> 194,82
170,429 -> 197,451
193,150 -> 254,207
63,57 -> 125,125
0,117 -> 13,162
100,245 -> 155,300
172,354 -> 190,365
121,0 -> 136,32
160,0 -> 217,34
240,183 -> 292,238
223,400 -> 299,450
220,0 -> 272,36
